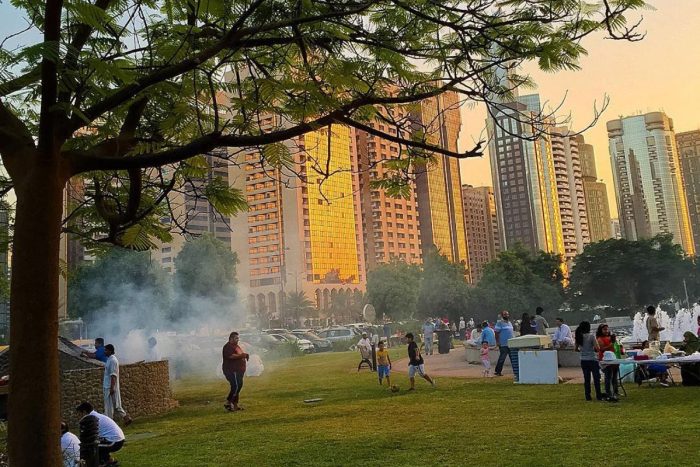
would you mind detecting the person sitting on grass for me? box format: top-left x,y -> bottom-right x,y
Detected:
405,333 -> 435,390
76,402 -> 125,466
376,341 -> 392,387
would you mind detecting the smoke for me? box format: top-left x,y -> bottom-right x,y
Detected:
73,255 -> 259,380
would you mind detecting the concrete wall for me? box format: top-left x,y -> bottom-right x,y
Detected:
61,360 -> 177,426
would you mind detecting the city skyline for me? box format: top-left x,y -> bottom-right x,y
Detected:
459,0 -> 700,220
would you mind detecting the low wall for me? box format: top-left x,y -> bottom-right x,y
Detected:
61,360 -> 177,426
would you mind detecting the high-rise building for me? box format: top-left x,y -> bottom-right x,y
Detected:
607,112 -> 694,254
577,135 -> 612,242
154,151 -> 234,273
461,185 -> 501,282
412,93 -> 470,274
487,94 -> 564,256
551,127 -> 590,261
231,123 -> 366,324
611,218 -> 622,239
356,112 -> 422,269
676,130 -> 700,253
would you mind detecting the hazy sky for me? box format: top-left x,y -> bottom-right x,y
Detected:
459,0 -> 700,218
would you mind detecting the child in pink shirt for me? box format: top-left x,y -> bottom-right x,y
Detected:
480,342 -> 491,377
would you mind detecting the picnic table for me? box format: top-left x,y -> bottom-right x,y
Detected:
600,354 -> 700,393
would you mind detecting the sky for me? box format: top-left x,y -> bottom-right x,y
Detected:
459,0 -> 700,218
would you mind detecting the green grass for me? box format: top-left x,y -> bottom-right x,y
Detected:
120,350 -> 700,466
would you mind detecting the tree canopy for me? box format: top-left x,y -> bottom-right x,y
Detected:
467,244 -> 565,320
366,258 -> 421,320
568,234 -> 691,312
0,0 -> 647,464
416,248 -> 469,321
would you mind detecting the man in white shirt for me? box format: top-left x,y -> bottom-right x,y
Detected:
76,402 -> 126,465
552,318 -> 574,348
60,422 -> 80,467
103,344 -> 132,425
458,317 -> 466,339
357,333 -> 372,353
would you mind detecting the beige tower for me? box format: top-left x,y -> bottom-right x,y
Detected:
576,135 -> 612,243
676,130 -> 700,253
461,185 -> 501,282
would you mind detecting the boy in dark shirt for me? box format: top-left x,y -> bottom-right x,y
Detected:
405,333 -> 435,391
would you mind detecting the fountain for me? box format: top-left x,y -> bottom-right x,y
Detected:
630,304 -> 700,343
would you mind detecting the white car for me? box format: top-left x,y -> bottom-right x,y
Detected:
269,333 -> 315,353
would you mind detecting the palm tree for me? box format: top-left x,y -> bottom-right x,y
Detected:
284,291 -> 315,327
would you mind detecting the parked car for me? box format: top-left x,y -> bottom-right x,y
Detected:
291,329 -> 332,352
269,333 -> 315,353
316,327 -> 358,342
239,333 -> 284,351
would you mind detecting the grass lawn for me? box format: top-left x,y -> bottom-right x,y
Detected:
120,350 -> 700,466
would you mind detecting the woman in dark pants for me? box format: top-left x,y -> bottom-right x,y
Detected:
575,321 -> 603,401
222,332 -> 249,411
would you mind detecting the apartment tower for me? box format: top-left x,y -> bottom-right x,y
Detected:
577,135 -> 612,242
607,112 -> 694,254
231,123 -> 366,324
461,185 -> 501,282
676,130 -> 700,253
412,93 -> 470,274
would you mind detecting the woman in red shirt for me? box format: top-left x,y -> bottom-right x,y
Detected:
596,324 -> 616,401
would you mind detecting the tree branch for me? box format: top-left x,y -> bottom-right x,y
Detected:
38,0 -> 64,153
0,100 -> 36,159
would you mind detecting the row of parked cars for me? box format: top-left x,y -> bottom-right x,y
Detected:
240,326 -> 368,353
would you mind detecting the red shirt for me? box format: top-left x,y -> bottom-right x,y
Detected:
596,336 -> 612,361
222,342 -> 246,375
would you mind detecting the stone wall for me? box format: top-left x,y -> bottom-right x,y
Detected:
61,360 -> 177,426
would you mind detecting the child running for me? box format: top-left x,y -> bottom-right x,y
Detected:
480,341 -> 491,377
405,333 -> 435,390
376,341 -> 392,387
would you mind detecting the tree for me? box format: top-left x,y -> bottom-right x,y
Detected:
367,259 -> 421,320
284,291 -> 315,326
68,247 -> 171,331
416,248 -> 469,321
0,0 -> 646,463
174,235 -> 238,297
468,246 -> 565,320
568,234 -> 690,312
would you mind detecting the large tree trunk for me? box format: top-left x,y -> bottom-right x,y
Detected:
8,158 -> 66,466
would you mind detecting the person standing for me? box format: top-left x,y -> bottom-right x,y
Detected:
376,341 -> 392,387
81,337 -> 108,362
519,313 -> 536,336
480,321 -> 496,347
533,307 -> 549,336
575,321 -> 603,401
60,422 -> 80,467
494,311 -> 514,376
405,333 -> 434,390
459,317 -> 466,340
422,319 -> 435,355
103,344 -> 132,425
596,324 -> 617,401
222,331 -> 249,412
646,306 -> 664,341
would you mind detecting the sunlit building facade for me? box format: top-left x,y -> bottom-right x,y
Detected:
487,94 -> 564,257
461,185 -> 501,282
356,113 -> 422,269
551,127 -> 590,261
577,135 -> 612,243
412,93 -> 470,276
231,123 -> 366,323
607,113 -> 695,254
676,130 -> 700,253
